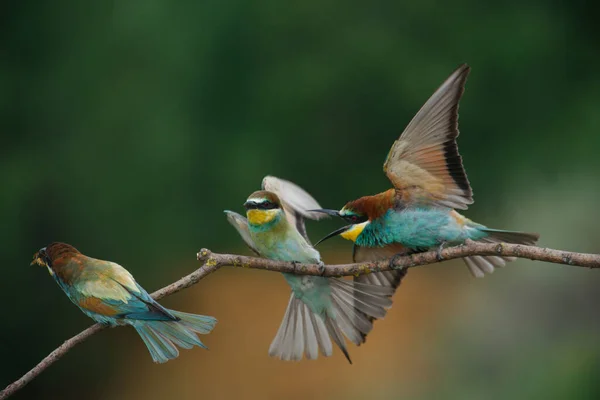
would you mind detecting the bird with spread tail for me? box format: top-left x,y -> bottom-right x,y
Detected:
313,64 -> 539,278
225,176 -> 395,363
31,242 -> 217,363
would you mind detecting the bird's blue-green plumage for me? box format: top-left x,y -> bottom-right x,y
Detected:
247,215 -> 333,316
332,64 -> 539,279
357,208 -> 488,249
226,182 -> 396,363
39,243 -> 216,363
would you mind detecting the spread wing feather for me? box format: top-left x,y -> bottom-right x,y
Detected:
351,243 -> 409,334
262,175 -> 328,243
383,64 -> 473,210
224,210 -> 261,256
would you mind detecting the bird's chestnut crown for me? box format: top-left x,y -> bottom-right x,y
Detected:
243,190 -> 281,210
30,243 -> 80,268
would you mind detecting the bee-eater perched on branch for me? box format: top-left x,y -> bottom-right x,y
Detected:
225,176 -> 395,364
313,64 -> 539,278
32,243 -> 217,363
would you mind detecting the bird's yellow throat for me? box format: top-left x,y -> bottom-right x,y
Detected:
340,221 -> 368,242
247,209 -> 280,225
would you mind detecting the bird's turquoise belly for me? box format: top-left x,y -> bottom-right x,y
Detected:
252,233 -> 315,263
249,225 -> 330,315
358,208 -> 480,249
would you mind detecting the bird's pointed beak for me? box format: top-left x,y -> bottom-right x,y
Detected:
309,209 -> 341,217
314,225 -> 352,246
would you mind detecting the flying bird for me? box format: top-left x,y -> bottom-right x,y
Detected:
313,64 -> 539,278
225,176 -> 394,363
32,242 -> 216,363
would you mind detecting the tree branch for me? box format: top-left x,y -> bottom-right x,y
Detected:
2,243 -> 598,399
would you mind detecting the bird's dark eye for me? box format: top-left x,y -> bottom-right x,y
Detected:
350,215 -> 362,223
343,214 -> 357,223
343,214 -> 365,223
258,201 -> 277,210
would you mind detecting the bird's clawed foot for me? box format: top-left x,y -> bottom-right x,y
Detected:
290,260 -> 326,275
290,261 -> 301,273
317,261 -> 326,276
389,253 -> 407,271
436,242 -> 447,261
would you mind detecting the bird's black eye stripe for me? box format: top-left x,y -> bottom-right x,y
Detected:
257,201 -> 277,210
343,214 -> 367,224
245,201 -> 278,210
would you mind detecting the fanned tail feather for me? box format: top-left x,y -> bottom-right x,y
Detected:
323,315 -> 352,364
169,310 -> 217,335
269,279 -> 393,363
464,229 -> 540,278
269,295 -> 332,362
132,311 -> 217,363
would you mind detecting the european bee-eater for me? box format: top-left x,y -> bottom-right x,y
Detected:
225,176 -> 394,363
314,64 -> 539,278
32,242 -> 217,363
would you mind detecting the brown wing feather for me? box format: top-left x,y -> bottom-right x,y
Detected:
78,296 -> 121,316
383,64 -> 473,210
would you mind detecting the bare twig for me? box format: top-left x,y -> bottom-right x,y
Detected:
2,243 -> 598,399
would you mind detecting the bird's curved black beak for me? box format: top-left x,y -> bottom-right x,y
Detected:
243,201 -> 256,209
309,209 -> 341,217
314,225 -> 351,246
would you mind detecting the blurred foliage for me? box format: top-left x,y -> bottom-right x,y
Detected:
1,0 -> 599,399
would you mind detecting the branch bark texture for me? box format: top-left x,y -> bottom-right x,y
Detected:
2,243 -> 598,399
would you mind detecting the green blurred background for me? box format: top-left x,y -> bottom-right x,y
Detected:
2,0 -> 599,399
